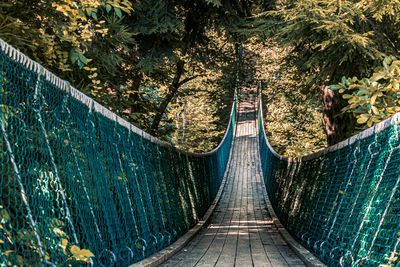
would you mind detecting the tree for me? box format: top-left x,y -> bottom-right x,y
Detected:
265,0 -> 400,145
246,38 -> 327,156
0,0 -> 135,95
0,0 -> 273,147
126,0 -> 272,136
331,57 -> 400,132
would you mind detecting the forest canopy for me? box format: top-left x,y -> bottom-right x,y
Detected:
1,0 -> 399,156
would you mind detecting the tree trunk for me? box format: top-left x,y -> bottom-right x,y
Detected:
129,73 -> 142,113
321,85 -> 341,146
321,84 -> 356,146
149,60 -> 184,136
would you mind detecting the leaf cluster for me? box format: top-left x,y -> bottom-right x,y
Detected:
268,0 -> 400,88
331,57 -> 400,131
247,37 -> 327,157
0,205 -> 93,265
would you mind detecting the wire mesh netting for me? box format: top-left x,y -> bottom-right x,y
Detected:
258,89 -> 400,266
0,39 -> 236,266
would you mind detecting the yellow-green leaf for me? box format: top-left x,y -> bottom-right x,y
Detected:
371,105 -> 379,115
59,238 -> 68,254
370,73 -> 385,82
71,245 -> 95,258
77,249 -> 94,258
0,208 -> 9,223
53,227 -> 67,237
342,94 -> 353,99
70,245 -> 81,255
357,116 -> 369,124
371,94 -> 378,105
393,79 -> 399,91
50,218 -> 65,227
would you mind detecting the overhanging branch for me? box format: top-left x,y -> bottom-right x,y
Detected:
177,74 -> 203,87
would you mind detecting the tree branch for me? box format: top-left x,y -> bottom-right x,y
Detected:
149,59 -> 185,135
177,74 -> 203,87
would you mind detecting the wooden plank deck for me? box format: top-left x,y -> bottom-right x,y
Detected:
161,88 -> 306,267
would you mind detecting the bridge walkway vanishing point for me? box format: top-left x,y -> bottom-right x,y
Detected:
161,87 -> 306,267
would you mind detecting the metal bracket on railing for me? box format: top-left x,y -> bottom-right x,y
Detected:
339,250 -> 354,267
98,249 -> 117,267
135,237 -> 147,253
118,246 -> 134,263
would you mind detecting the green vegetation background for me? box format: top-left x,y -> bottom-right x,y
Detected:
1,0 -> 399,156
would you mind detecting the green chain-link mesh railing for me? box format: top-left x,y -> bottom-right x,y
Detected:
0,39 -> 236,266
258,86 -> 400,266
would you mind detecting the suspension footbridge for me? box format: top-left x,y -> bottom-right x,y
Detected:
1,38 -> 400,267
158,87 -> 307,267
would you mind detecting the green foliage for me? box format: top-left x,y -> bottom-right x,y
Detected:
257,0 -> 400,144
0,205 -> 93,265
48,0 -> 133,67
269,0 -> 391,86
0,0 -> 269,152
139,29 -> 238,151
249,38 -> 327,157
331,57 -> 400,131
169,59 -> 236,152
205,0 -> 222,7
171,92 -> 225,152
0,0 -> 135,95
358,0 -> 400,22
